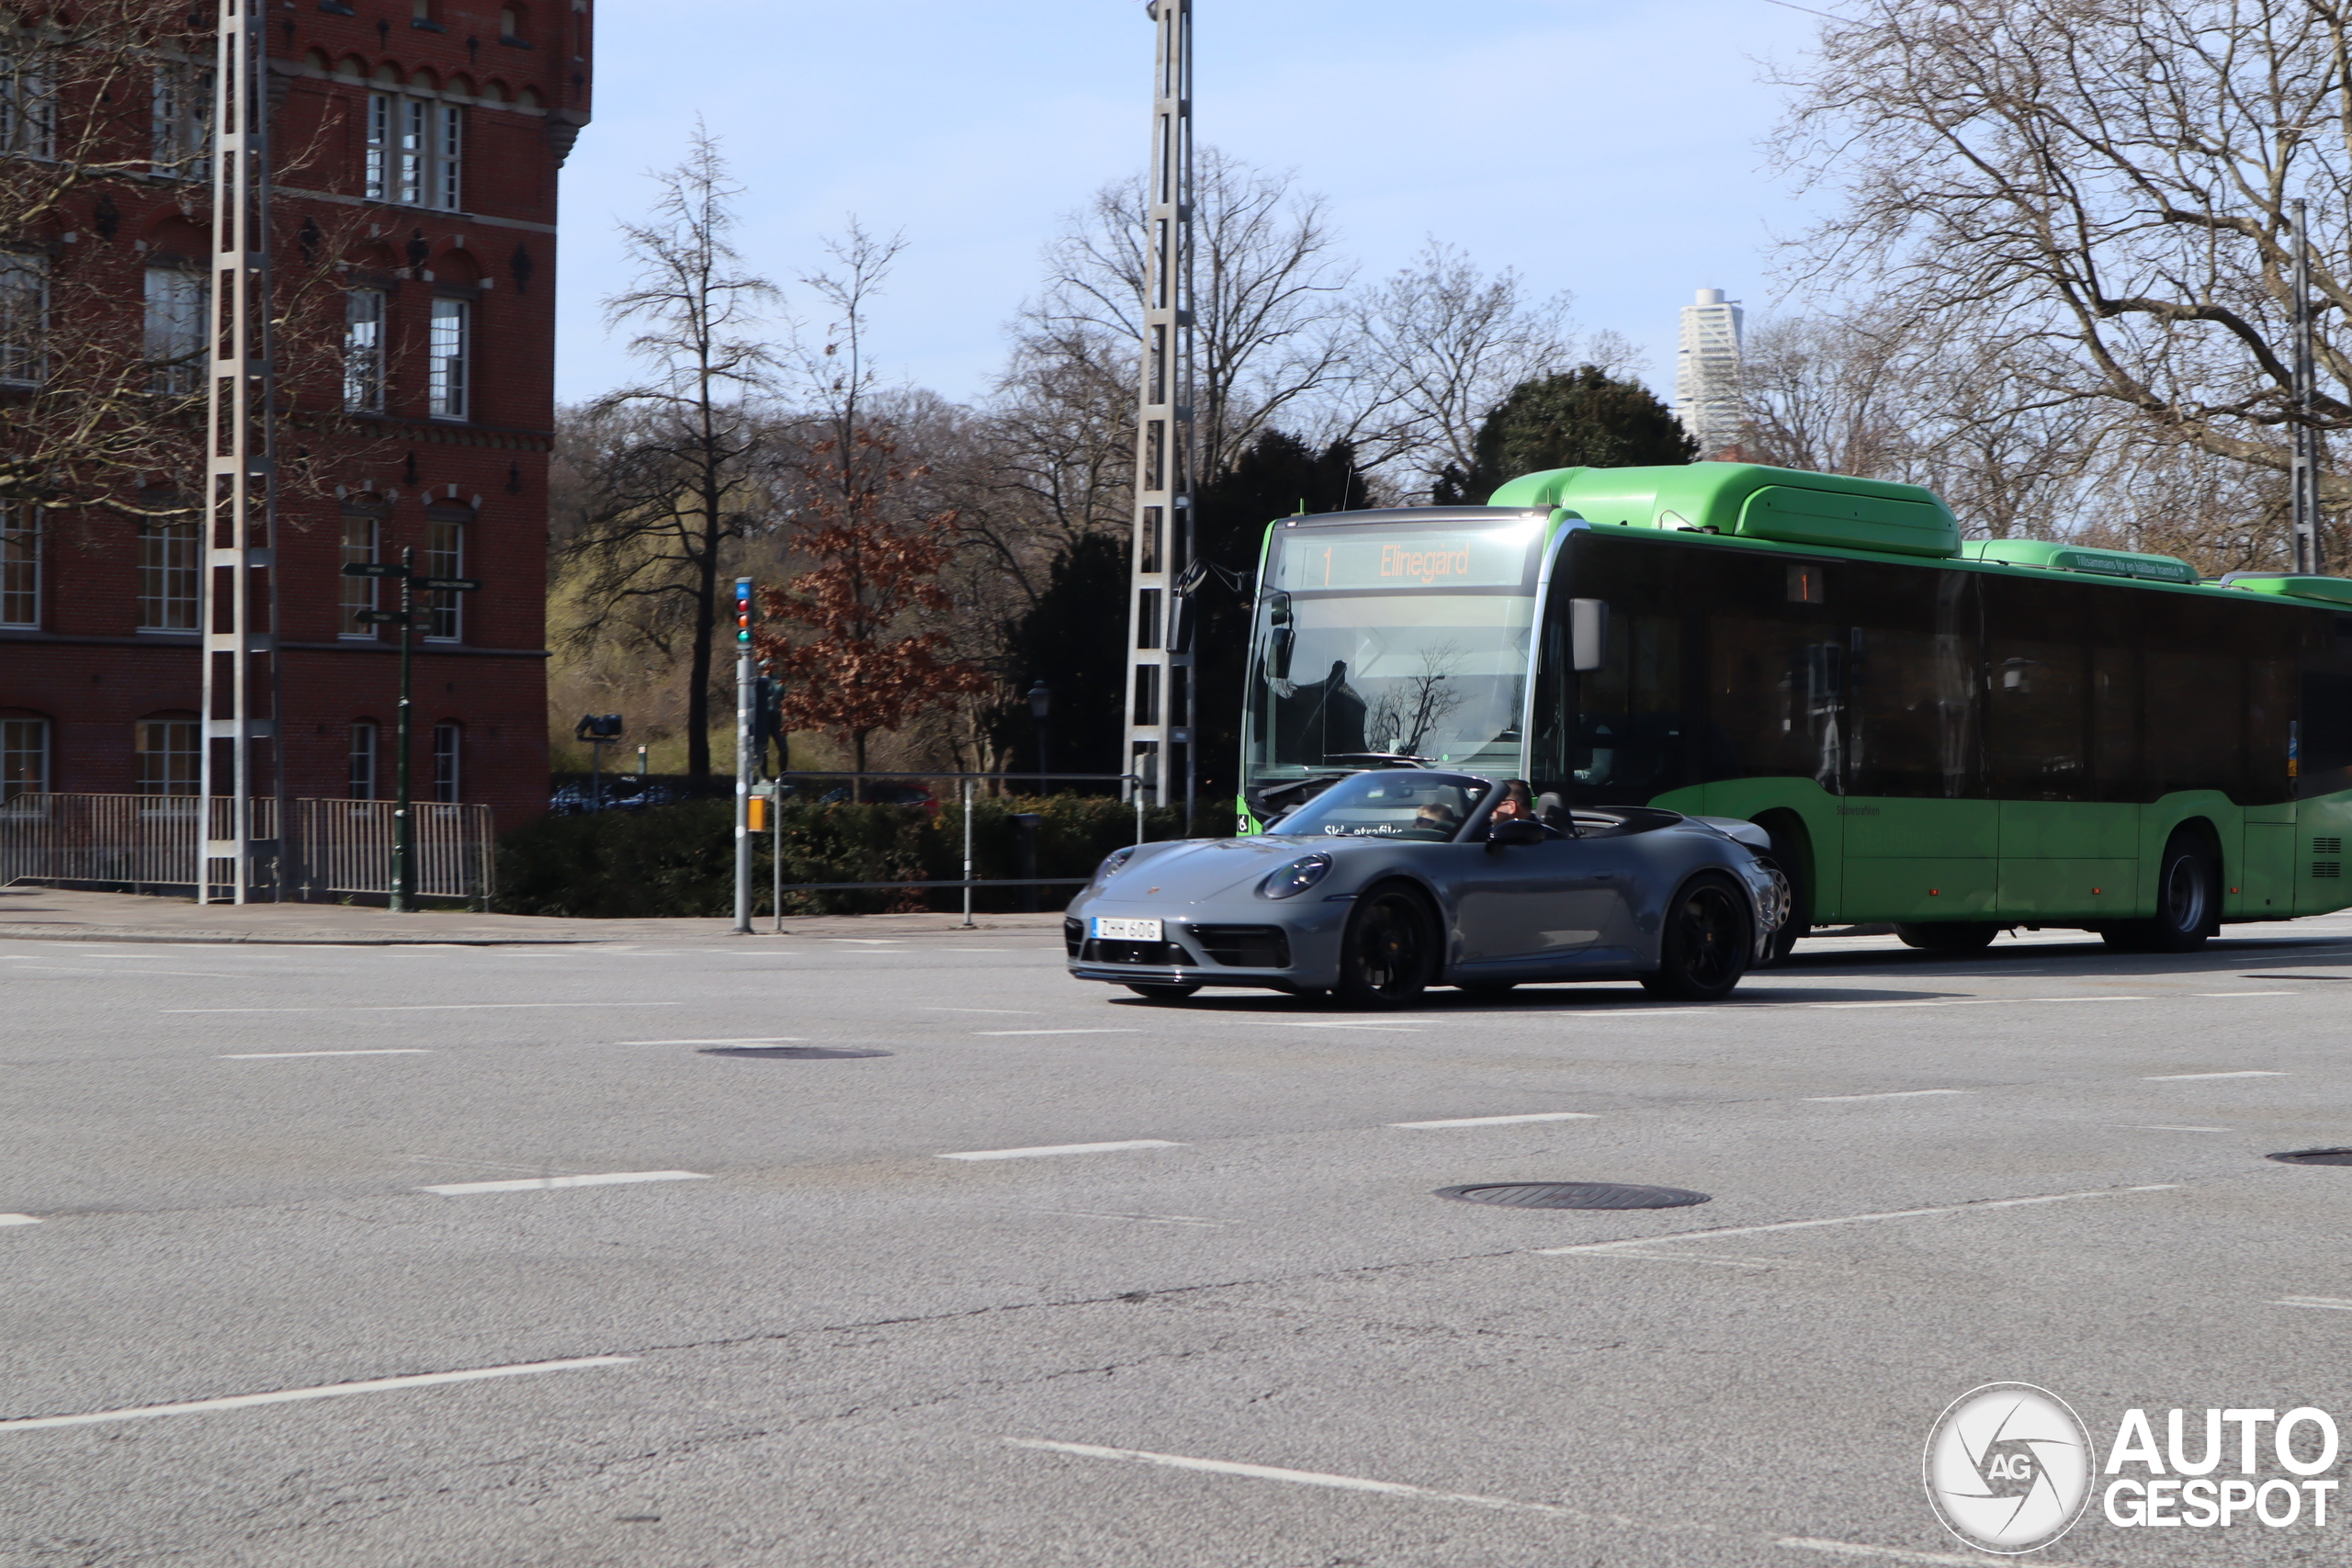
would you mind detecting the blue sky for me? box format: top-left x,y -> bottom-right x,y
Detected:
555,0 -> 1830,410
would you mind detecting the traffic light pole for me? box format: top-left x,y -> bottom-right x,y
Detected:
392,546 -> 414,912
734,576 -> 754,936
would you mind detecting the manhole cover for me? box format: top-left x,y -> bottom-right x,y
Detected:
698,1046 -> 892,1060
1435,1181 -> 1710,1211
2268,1148 -> 2352,1167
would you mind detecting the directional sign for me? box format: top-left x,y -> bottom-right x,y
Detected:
342,562 -> 410,579
356,610 -> 417,626
414,576 -> 482,592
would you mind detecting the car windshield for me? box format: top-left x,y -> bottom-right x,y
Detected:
1273,771 -> 1490,841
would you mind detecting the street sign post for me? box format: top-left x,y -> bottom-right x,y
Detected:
342,555 -> 481,908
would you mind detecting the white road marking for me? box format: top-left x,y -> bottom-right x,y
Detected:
1030,1210 -> 1224,1226
0,1214 -> 39,1227
1390,1111 -> 1600,1129
1538,1184 -> 2179,1256
2196,991 -> 2295,997
1802,1089 -> 1971,1102
164,1002 -> 684,1014
1812,995 -> 2143,1010
1003,1438 -> 1589,1520
941,1140 -> 1182,1162
609,1037 -> 805,1046
2127,1124 -> 2230,1132
1777,1538 -> 2092,1567
2143,1070 -> 2286,1081
975,1028 -> 1139,1037
2276,1296 -> 2352,1312
0,1356 -> 634,1432
219,1049 -> 433,1060
419,1170 -> 709,1195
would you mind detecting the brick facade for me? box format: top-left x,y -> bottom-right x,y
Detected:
0,1 -> 594,834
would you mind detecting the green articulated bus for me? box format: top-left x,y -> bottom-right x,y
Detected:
1239,461 -> 2352,957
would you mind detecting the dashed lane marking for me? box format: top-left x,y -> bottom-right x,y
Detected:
1389,1111 -> 1600,1129
219,1049 -> 433,1060
975,1029 -> 1139,1037
2143,1070 -> 2286,1081
1802,1089 -> 1971,1103
0,1215 -> 38,1228
2276,1297 -> 2352,1312
941,1140 -> 1182,1162
1003,1438 -> 1591,1519
0,1356 -> 634,1432
1538,1184 -> 2179,1256
419,1171 -> 709,1195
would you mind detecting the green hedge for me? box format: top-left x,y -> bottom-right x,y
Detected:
495,795 -> 1206,919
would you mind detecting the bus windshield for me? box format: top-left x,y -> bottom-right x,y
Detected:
1245,515 -> 1542,813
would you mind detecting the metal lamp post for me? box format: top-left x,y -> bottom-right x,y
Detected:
1028,680 -> 1052,795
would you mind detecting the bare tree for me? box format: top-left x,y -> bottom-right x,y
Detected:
561,130 -> 781,781
1332,242 -> 1582,496
1772,0 -> 2352,534
1023,146 -> 1354,481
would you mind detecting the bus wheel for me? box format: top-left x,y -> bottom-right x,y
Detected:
1640,874 -> 1752,1001
1894,922 -> 1998,952
2104,833 -> 2218,953
1335,885 -> 1438,1009
1124,982 -> 1202,1000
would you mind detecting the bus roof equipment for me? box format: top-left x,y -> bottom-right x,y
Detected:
1487,461 -> 1962,558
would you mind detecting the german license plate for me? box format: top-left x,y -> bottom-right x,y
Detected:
1091,917 -> 1162,942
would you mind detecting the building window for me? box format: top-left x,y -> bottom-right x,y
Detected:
0,505 -> 38,627
427,297 -> 469,418
143,267 -> 206,395
432,721 -> 461,802
366,90 -> 462,209
498,5 -> 528,44
0,51 -> 55,158
150,60 -> 213,178
424,514 -> 464,638
348,720 -> 378,799
137,520 -> 199,631
339,512 -> 379,635
134,718 -> 200,795
343,288 -> 385,412
0,251 -> 45,386
2,716 -> 48,801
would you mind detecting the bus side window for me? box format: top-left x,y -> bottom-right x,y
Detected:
2090,646 -> 2139,801
1848,561 -> 1980,799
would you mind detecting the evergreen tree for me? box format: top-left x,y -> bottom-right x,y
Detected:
1432,367 -> 1697,504
994,532 -> 1131,787
1188,432 -> 1373,814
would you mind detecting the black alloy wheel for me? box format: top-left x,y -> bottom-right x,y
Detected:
2104,831 -> 2217,953
1334,885 -> 1438,1009
1894,921 -> 2000,952
1124,982 -> 1203,1000
1640,874 -> 1753,1001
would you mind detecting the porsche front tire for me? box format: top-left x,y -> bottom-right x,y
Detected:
1640,874 -> 1753,1002
1334,884 -> 1439,1010
1124,982 -> 1202,1000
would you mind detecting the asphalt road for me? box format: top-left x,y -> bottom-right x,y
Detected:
6,916 -> 2352,1566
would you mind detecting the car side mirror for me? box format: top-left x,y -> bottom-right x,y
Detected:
1486,818 -> 1550,852
1269,626 -> 1295,681
1569,598 -> 1609,671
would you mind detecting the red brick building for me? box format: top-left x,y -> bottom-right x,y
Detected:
0,2 -> 593,836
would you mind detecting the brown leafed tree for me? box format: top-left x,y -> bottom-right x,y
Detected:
755,430 -> 991,788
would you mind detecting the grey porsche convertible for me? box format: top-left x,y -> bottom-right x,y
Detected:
1065,770 -> 1790,1008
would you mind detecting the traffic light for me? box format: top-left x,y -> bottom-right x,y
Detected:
735,577 -> 755,646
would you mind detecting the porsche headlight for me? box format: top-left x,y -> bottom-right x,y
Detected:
1257,852 -> 1332,899
1090,846 -> 1138,893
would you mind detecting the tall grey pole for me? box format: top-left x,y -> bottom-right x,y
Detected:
961,776 -> 975,929
1124,0 -> 1193,814
391,547 -> 413,911
198,0 -> 281,904
733,578 -> 753,935
2291,198 -> 2324,574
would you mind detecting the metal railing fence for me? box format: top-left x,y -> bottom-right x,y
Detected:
0,793 -> 493,905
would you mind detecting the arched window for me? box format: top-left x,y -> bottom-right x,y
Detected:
2,715 -> 49,800
432,722 -> 462,802
348,719 -> 379,799
134,716 -> 199,795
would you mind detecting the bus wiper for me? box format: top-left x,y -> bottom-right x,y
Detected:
1326,752 -> 1435,769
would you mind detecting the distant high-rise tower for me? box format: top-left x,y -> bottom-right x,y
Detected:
1676,288 -> 1745,459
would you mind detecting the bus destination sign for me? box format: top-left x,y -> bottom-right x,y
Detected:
1272,525 -> 1537,592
